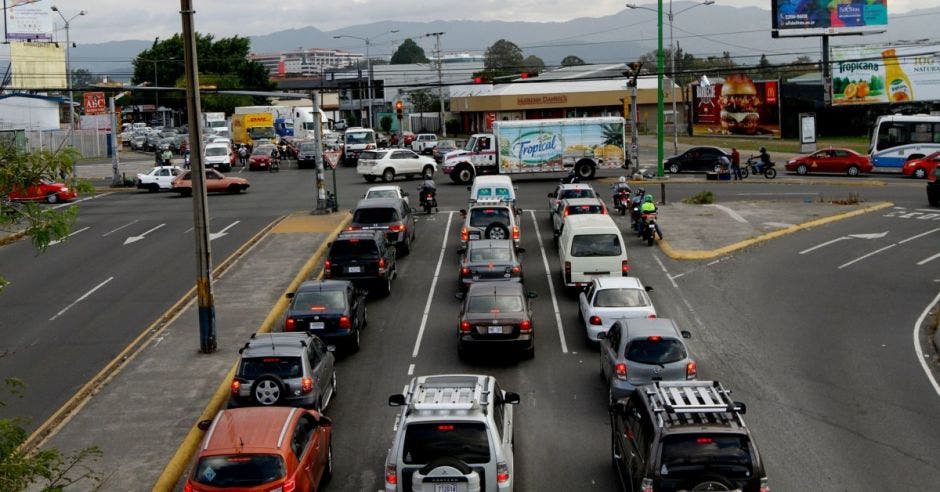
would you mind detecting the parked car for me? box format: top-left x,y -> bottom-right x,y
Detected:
786,147 -> 873,176
187,406 -> 333,491
249,144 -> 276,171
903,151 -> 940,179
385,374 -> 520,492
927,165 -> 940,206
357,149 -> 436,183
203,142 -> 234,172
598,318 -> 694,403
457,282 -> 536,360
664,146 -> 730,173
433,139 -> 458,164
325,229 -> 397,297
460,199 -> 521,250
578,277 -> 656,342
457,239 -> 524,291
9,179 -> 77,204
412,133 -> 438,154
228,332 -> 336,411
136,166 -> 183,192
285,280 -> 368,352
363,185 -> 409,205
551,197 -> 607,238
348,198 -> 416,255
171,169 -> 249,196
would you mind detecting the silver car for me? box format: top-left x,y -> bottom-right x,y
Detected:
598,318 -> 695,404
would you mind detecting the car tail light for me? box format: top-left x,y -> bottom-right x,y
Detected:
640,478 -> 654,492
280,478 -> 296,492
378,258 -> 386,270
388,224 -> 405,232
285,317 -> 296,331
520,320 -> 532,333
759,477 -> 770,492
647,336 -> 662,342
496,461 -> 510,484
184,483 -> 196,492
563,208 -> 570,217
346,225 -> 362,231
366,143 -> 376,150
564,261 -> 571,284
324,260 -> 332,278
385,463 -> 398,485
687,361 -> 697,379
614,363 -> 627,381
461,267 -> 471,276
647,314 -> 657,319
511,266 -> 521,274
460,227 -> 469,241
230,379 -> 241,396
512,226 -> 520,240
301,377 -> 314,394
601,206 -> 608,214
621,260 -> 629,276
459,321 -> 471,332
589,316 -> 602,326
339,316 -> 352,329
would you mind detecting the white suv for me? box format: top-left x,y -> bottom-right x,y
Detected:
459,199 -> 521,250
385,374 -> 520,492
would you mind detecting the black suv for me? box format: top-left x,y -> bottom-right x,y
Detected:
610,380 -> 768,492
349,198 -> 416,255
325,230 -> 397,296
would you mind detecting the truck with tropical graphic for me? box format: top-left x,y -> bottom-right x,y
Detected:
441,117 -> 628,184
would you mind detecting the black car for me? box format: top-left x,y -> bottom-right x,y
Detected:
349,197 -> 416,255
664,146 -> 730,174
284,280 -> 368,351
928,165 -> 940,206
610,380 -> 769,492
457,282 -> 536,360
296,140 -> 319,169
457,239 -> 524,291
325,230 -> 397,296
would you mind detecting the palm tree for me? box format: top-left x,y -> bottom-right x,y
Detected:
601,123 -> 624,148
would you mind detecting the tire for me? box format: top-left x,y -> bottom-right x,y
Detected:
846,165 -> 859,177
739,167 -> 749,179
250,375 -> 286,406
713,164 -> 723,173
455,164 -> 474,184
422,165 -> 435,179
381,273 -> 393,297
764,167 -> 777,179
521,345 -> 535,360
484,222 -> 510,240
424,204 -> 433,214
914,167 -> 927,179
349,328 -> 361,352
796,164 -> 808,175
228,184 -> 241,194
364,175 -> 377,183
668,162 -> 680,174
45,193 -> 58,204
458,343 -> 468,362
148,183 -> 159,193
575,160 -> 595,180
678,474 -> 735,491
928,193 -> 939,207
382,168 -> 395,182
179,188 -> 192,197
647,234 -> 654,246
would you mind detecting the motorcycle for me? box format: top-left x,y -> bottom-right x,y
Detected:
561,169 -> 580,184
420,189 -> 438,214
269,153 -> 280,173
630,201 -> 643,231
613,190 -> 631,216
741,156 -> 777,179
639,212 -> 660,246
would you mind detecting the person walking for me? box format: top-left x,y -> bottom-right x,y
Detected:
731,147 -> 742,180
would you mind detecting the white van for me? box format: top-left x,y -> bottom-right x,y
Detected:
469,175 -> 516,205
558,214 -> 629,288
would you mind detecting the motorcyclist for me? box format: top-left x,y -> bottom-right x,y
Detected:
639,194 -> 663,239
756,147 -> 771,174
418,178 -> 437,199
611,176 -> 632,209
270,146 -> 280,170
630,186 -> 646,231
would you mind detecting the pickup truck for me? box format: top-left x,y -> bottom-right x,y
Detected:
411,133 -> 438,154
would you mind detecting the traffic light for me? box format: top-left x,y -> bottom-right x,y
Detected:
473,76 -> 483,84
395,100 -> 403,119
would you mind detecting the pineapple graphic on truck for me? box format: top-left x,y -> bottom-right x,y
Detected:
442,117 -> 629,184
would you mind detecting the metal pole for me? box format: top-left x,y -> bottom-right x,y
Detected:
312,90 -> 326,211
656,0 -> 665,178
822,35 -> 832,106
366,40 -> 373,129
65,20 -> 75,166
434,33 -> 446,137
632,84 -> 639,175
669,1 -> 678,155
180,0 -> 216,353
109,94 -> 120,186
153,60 -> 160,125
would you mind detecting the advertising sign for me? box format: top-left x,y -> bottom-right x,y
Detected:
9,42 -> 65,89
493,119 -> 625,173
3,0 -> 54,41
800,113 -> 817,153
691,74 -> 782,138
771,0 -> 888,37
831,44 -> 940,105
83,92 -> 106,115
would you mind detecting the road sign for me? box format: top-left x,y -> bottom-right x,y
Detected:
83,92 -> 106,115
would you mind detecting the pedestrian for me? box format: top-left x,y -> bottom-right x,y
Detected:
731,147 -> 741,180
718,154 -> 731,174
238,145 -> 248,167
161,148 -> 173,166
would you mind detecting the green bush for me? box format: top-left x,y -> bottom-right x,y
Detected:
682,191 -> 715,205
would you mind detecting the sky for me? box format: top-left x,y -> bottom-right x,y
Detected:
40,0 -> 924,45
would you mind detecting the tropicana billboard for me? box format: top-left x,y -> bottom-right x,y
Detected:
831,44 -> 940,105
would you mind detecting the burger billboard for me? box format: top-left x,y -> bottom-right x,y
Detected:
771,0 -> 888,38
691,74 -> 782,138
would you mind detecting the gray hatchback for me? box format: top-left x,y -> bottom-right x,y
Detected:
598,318 -> 695,404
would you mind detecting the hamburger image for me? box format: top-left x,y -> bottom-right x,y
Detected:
719,74 -> 761,135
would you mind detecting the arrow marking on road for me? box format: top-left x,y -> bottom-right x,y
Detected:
848,232 -> 888,240
124,223 -> 166,245
210,221 -> 240,241
838,244 -> 897,269
916,252 -> 940,266
49,226 -> 90,246
49,276 -> 114,321
799,232 -> 888,255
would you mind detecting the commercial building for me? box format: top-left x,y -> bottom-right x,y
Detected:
251,48 -> 363,77
0,93 -> 66,131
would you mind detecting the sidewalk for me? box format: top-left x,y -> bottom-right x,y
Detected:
37,211 -> 350,490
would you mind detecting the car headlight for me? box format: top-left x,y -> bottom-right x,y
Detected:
60,187 -> 69,192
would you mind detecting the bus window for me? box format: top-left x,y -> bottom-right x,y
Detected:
912,123 -> 934,143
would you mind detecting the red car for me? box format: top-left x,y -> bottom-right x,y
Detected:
248,144 -> 276,171
785,148 -> 873,176
902,151 -> 940,179
9,180 -> 78,204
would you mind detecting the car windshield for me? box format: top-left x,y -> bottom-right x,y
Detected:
625,338 -> 686,365
353,208 -> 398,224
570,234 -> 622,257
469,208 -> 510,228
366,190 -> 398,199
252,146 -> 274,156
205,147 -> 228,157
660,435 -> 753,476
560,188 -> 595,200
360,151 -> 388,160
331,239 -> 379,258
403,423 -> 491,465
566,204 -> 604,215
292,290 -> 346,312
238,356 -> 303,380
300,143 -> 318,152
594,288 -> 648,307
249,127 -> 276,139
469,247 -> 512,262
345,131 -> 375,145
467,294 -> 523,313
464,136 -> 477,151
193,454 -> 286,487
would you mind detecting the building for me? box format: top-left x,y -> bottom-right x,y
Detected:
0,93 -> 65,131
251,48 -> 363,77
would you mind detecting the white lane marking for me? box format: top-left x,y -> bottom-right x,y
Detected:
407,364 -> 415,376
529,210 -> 568,354
916,252 -> 940,266
913,290 -> 940,399
123,223 -> 166,245
764,222 -> 795,228
734,192 -> 818,196
799,237 -> 848,255
48,226 -> 90,246
210,220 -> 240,241
898,227 -> 940,245
917,208 -> 939,213
184,227 -> 194,234
653,253 -> 679,289
51,192 -> 113,210
706,204 -> 748,224
49,276 -> 114,321
102,219 -> 139,237
838,244 -> 897,269
800,232 -> 888,255
411,211 -> 453,358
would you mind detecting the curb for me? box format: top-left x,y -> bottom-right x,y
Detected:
657,201 -> 894,261
597,176 -> 888,187
152,211 -> 351,492
0,230 -> 26,247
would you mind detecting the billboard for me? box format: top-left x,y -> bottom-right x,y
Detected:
691,74 -> 782,138
831,44 -> 940,105
84,92 -> 106,115
771,0 -> 888,37
3,0 -> 54,41
10,42 -> 66,89
492,118 -> 626,173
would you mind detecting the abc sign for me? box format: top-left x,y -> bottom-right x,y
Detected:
83,92 -> 106,115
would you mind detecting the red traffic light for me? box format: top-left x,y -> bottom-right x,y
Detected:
520,72 -> 529,79
395,100 -> 403,110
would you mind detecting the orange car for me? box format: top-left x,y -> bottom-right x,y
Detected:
172,169 -> 249,196
185,407 -> 333,492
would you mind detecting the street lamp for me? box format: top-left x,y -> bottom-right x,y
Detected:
627,0 -> 714,172
333,29 -> 399,129
51,5 -> 86,155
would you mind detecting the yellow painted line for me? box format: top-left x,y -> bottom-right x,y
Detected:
658,201 -> 894,261
153,211 -> 351,492
271,212 -> 350,233
597,176 -> 888,187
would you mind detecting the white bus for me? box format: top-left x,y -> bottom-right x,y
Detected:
870,114 -> 940,170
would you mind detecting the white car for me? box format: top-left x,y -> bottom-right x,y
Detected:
357,148 -> 436,183
578,276 -> 657,341
411,133 -> 438,154
363,185 -> 409,205
136,166 -> 183,192
551,197 -> 607,238
204,142 -> 234,172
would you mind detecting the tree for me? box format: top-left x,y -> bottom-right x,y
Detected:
390,39 -> 429,64
522,55 -> 545,74
70,69 -> 94,90
482,39 -> 524,80
561,55 -> 585,67
408,90 -> 437,113
380,115 -> 393,133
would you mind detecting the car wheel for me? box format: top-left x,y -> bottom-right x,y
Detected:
713,163 -> 723,173
575,160 -> 595,180
521,345 -> 535,360
382,168 -> 395,182
929,193 -> 939,207
250,375 -> 285,406
796,164 -> 808,175
364,175 -> 377,183
349,329 -> 361,352
45,193 -> 58,204
668,162 -> 680,174
148,183 -> 160,193
422,165 -> 434,179
179,188 -> 192,197
599,355 -> 607,381
484,222 -> 510,240
846,165 -> 860,177
227,184 -> 241,194
330,370 -> 337,401
914,167 -> 927,179
455,164 -> 474,184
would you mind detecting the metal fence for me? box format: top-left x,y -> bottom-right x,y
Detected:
0,129 -> 111,158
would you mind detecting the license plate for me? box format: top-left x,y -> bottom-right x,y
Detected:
469,233 -> 480,240
435,485 -> 458,492
348,266 -> 361,273
472,276 -> 480,281
310,322 -> 324,330
488,326 -> 503,334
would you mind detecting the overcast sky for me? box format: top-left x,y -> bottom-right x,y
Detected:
52,0 -> 921,44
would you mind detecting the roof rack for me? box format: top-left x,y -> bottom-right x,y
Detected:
239,332 -> 309,354
405,375 -> 489,416
645,381 -> 746,429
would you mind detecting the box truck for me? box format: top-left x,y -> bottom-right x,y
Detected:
232,112 -> 275,147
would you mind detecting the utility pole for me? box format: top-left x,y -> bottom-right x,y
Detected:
424,32 -> 446,137
656,0 -> 665,178
50,5 -> 85,172
311,90 -> 328,213
109,91 -> 129,186
179,0 -> 216,353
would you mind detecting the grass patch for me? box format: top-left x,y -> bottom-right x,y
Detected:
822,192 -> 862,205
678,135 -> 869,154
682,191 -> 715,205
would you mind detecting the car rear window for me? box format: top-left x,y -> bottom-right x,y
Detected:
566,204 -> 604,215
560,188 -> 595,200
570,234 -> 622,257
354,207 -> 399,224
469,208 -> 510,228
403,423 -> 491,464
360,150 -> 388,160
476,187 -> 512,200
205,147 -> 228,156
660,435 -> 753,475
293,290 -> 346,312
625,338 -> 686,365
594,288 -> 648,307
331,239 -> 379,258
193,454 -> 286,487
238,356 -> 303,380
469,248 -> 512,262
467,295 -> 523,313
252,146 -> 274,156
365,190 -> 398,199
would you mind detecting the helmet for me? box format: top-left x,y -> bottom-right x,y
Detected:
644,194 -> 654,203
637,187 -> 645,196
760,147 -> 767,153
618,176 -> 626,183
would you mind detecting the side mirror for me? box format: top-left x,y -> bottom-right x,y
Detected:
515,247 -> 525,254
459,209 -> 467,217
388,394 -> 406,406
285,292 -> 295,299
547,192 -> 555,198
316,415 -> 334,427
503,392 -> 521,405
515,208 -> 522,215
455,292 -> 466,301
326,345 -> 336,352
645,286 -> 654,292
597,331 -> 607,340
514,185 -> 519,191
197,419 -> 214,431
733,401 -> 747,414
527,291 -> 538,299
681,330 -> 692,339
